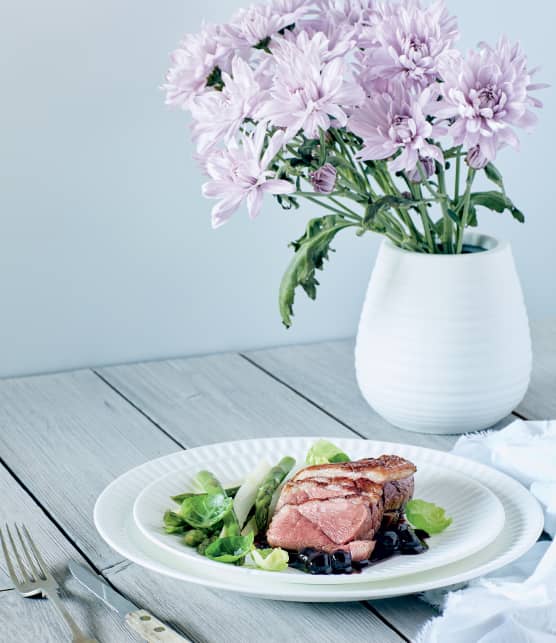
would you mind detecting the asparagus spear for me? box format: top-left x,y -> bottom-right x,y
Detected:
254,456 -> 296,533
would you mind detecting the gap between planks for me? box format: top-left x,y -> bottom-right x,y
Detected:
0,448 -> 199,642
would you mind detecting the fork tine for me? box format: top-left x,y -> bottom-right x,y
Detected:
15,524 -> 43,581
0,527 -> 20,586
5,524 -> 31,582
21,525 -> 49,579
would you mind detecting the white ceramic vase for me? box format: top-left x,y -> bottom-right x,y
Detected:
355,233 -> 531,434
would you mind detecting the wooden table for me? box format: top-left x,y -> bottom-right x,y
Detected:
0,320 -> 554,643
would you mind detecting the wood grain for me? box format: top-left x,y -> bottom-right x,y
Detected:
106,564 -> 402,643
244,340 -> 515,446
0,462 -> 136,641
97,353 -> 358,445
0,370 -> 177,568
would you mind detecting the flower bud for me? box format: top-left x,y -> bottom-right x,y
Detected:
310,163 -> 337,194
466,145 -> 489,170
407,157 -> 435,183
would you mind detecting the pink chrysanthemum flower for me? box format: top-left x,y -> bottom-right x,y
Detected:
223,2 -> 309,49
258,31 -> 364,140
348,83 -> 444,173
434,37 -> 546,168
357,0 -> 459,93
190,57 -> 267,155
202,126 -> 294,228
313,0 -> 379,48
164,24 -> 233,108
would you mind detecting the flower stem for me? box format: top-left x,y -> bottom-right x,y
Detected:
456,168 -> 477,253
298,193 -> 361,221
454,146 -> 462,203
436,162 -> 453,253
404,178 -> 435,253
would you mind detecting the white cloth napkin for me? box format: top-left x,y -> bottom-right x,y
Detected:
417,419 -> 556,643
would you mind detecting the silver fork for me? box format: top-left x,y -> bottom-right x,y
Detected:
0,524 -> 98,643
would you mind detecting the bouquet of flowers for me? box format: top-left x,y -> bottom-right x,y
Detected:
164,0 -> 546,326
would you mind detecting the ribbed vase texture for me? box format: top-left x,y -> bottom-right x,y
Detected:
355,235 -> 532,434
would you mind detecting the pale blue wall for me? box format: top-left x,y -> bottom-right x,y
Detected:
0,0 -> 554,377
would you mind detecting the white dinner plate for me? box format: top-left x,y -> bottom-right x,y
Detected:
132,442 -> 505,584
95,437 -> 543,602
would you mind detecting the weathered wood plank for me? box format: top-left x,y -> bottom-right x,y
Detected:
105,563 -> 402,643
97,353 -> 359,445
244,339 -> 458,450
370,597 -> 438,642
0,367 -> 403,642
0,587 -> 137,643
0,462 -> 135,641
0,370 -> 176,568
516,319 -> 556,420
244,339 -> 517,447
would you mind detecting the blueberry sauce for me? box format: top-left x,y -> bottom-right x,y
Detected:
287,522 -> 429,575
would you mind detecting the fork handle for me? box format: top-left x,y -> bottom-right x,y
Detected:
43,589 -> 97,643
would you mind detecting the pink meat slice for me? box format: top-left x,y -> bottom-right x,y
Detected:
295,496 -> 376,544
266,455 -> 417,562
276,477 -> 382,511
266,503 -> 376,562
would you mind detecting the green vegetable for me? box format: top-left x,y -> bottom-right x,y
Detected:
179,492 -> 232,529
163,510 -> 189,534
220,507 -> 240,538
233,460 -> 272,528
197,535 -> 217,555
251,548 -> 289,572
190,470 -> 241,537
406,499 -> 453,535
183,529 -> 207,547
255,456 -> 296,532
172,485 -> 240,505
305,440 -> 350,466
204,533 -> 255,564
241,515 -> 257,537
195,470 -> 225,495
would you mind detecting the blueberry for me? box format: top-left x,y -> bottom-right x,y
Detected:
399,525 -> 429,555
307,551 -> 332,574
331,550 -> 352,573
299,547 -> 318,557
379,531 -> 400,551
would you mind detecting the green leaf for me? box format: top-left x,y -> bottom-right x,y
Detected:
469,191 -> 525,224
179,492 -> 233,529
469,191 -> 507,212
406,499 -> 452,535
251,547 -> 289,572
279,215 -> 354,327
364,195 -> 418,224
306,439 -> 350,466
484,163 -> 505,191
204,532 -> 255,564
446,209 -> 460,225
163,510 -> 189,534
172,485 -> 240,505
